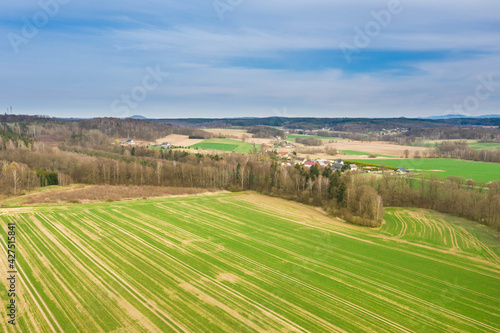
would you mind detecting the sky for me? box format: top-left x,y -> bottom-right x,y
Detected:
1,0 -> 500,119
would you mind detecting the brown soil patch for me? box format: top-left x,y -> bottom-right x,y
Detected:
203,129 -> 275,146
297,140 -> 431,160
19,185 -> 218,205
246,138 -> 275,145
203,128 -> 252,140
155,134 -> 204,147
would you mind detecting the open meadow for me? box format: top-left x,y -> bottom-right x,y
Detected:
190,138 -> 257,153
413,140 -> 500,151
468,142 -> 500,150
1,192 -> 499,332
350,158 -> 500,183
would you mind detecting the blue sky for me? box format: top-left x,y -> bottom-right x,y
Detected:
1,0 -> 499,118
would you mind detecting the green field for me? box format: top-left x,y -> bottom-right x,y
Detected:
1,192 -> 499,332
382,208 -> 500,258
413,140 -> 500,151
190,138 -> 257,153
286,134 -> 346,142
341,150 -> 395,158
351,158 -> 500,183
468,142 -> 500,150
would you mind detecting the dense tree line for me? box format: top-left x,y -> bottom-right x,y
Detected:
1,141 -> 499,229
247,126 -> 285,139
431,141 -> 500,163
0,142 -> 383,225
0,161 -> 39,196
400,127 -> 500,143
0,117 -> 213,144
0,129 -> 33,149
295,137 -> 323,146
377,175 -> 500,230
151,116 -> 500,131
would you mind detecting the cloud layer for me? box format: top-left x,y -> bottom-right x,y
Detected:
1,0 -> 499,118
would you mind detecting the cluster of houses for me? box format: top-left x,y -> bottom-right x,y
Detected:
278,153 -> 413,175
117,138 -> 412,175
118,139 -> 172,149
280,156 -> 359,172
379,128 -> 408,136
261,141 -> 296,152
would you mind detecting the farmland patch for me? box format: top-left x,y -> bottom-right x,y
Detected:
0,193 -> 499,332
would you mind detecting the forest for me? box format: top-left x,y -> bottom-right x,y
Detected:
149,116 -> 500,131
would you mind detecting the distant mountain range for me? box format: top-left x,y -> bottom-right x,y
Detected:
421,114 -> 500,120
128,115 -> 149,120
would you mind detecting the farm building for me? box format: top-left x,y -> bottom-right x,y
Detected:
332,163 -> 343,170
395,167 -> 411,174
303,161 -> 318,168
278,152 -> 290,158
316,159 -> 331,167
161,142 -> 172,148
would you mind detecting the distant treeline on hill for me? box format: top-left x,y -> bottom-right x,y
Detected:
247,126 -> 285,139
149,116 -> 500,131
0,116 -> 216,144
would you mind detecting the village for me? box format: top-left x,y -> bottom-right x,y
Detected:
275,152 -> 413,175
117,138 -> 414,175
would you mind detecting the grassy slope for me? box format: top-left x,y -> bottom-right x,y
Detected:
190,138 -> 256,153
468,142 -> 500,150
382,208 -> 500,260
351,158 -> 500,182
1,192 -> 499,332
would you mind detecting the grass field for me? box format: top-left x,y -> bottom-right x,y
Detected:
286,134 -> 346,142
341,150 -> 395,158
190,138 -> 257,153
468,142 -> 500,150
351,158 -> 500,183
413,140 -> 500,151
1,192 -> 499,332
382,208 -> 500,259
